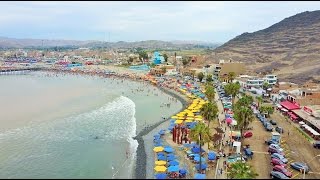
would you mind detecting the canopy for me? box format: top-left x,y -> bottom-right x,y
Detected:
208,152 -> 216,160
155,160 -> 167,166
175,120 -> 183,124
155,173 -> 167,179
191,147 -> 205,153
154,165 -> 167,172
157,155 -> 166,161
194,156 -> 206,162
226,118 -> 232,124
194,173 -> 206,179
179,169 -> 187,175
167,165 -> 180,172
164,147 -> 175,153
280,101 -> 300,110
167,156 -> 176,161
153,146 -> 164,152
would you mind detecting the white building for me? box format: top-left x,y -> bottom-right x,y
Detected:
264,74 -> 278,85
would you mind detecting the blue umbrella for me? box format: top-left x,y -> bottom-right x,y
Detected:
154,134 -> 160,138
155,173 -> 167,179
159,131 -> 165,135
167,153 -> 175,157
208,152 -> 216,160
168,160 -> 179,166
179,169 -> 187,175
157,155 -> 166,161
157,152 -> 165,156
194,156 -> 206,162
195,164 -> 207,170
164,147 -> 174,153
167,165 -> 179,172
154,143 -> 163,147
194,173 -> 206,179
167,156 -> 176,161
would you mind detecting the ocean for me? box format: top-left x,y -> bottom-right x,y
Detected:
0,71 -> 182,178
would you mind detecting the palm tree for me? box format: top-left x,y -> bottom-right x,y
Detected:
200,102 -> 218,149
197,72 -> 205,83
190,122 -> 211,171
228,162 -> 258,179
206,74 -> 213,83
228,72 -> 236,83
259,105 -> 274,118
224,82 -> 241,105
205,85 -> 215,102
234,95 -> 253,109
256,96 -> 263,108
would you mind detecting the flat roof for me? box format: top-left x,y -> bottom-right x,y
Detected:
292,109 -> 320,130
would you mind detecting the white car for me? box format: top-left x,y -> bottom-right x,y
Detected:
269,144 -> 283,152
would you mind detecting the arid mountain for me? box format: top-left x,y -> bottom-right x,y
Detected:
211,10 -> 320,84
0,37 -> 219,49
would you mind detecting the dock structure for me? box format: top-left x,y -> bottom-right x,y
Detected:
0,67 -> 43,75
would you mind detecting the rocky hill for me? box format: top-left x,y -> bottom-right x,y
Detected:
211,10 -> 320,84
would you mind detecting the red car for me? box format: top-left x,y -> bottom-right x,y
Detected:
243,131 -> 253,138
273,165 -> 292,177
271,158 -> 287,167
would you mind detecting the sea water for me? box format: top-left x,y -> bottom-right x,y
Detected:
0,71 -> 182,178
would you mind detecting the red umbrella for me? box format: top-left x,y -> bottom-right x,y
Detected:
226,118 -> 232,124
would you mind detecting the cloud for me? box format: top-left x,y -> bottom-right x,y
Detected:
0,1 -> 320,42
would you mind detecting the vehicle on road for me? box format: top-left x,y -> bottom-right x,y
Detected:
271,158 -> 287,167
273,165 -> 292,177
270,120 -> 277,125
275,126 -> 284,134
266,139 -> 279,145
243,131 -> 253,138
313,141 -> 320,149
290,162 -> 309,173
271,153 -> 288,164
268,147 -> 285,156
269,144 -> 283,151
265,124 -> 273,131
270,171 -> 290,179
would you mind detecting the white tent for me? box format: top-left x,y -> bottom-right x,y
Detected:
281,108 -> 288,112
233,141 -> 241,154
299,121 -> 305,125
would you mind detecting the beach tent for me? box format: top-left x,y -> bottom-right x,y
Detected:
154,165 -> 167,172
155,173 -> 167,179
194,173 -> 206,179
167,165 -> 180,172
155,161 -> 167,166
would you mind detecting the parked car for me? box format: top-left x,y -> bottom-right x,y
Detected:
271,158 -> 287,167
270,120 -> 277,125
266,139 -> 279,145
290,162 -> 309,173
313,141 -> 320,149
265,124 -> 273,131
271,153 -> 288,164
243,131 -> 253,138
270,171 -> 290,179
273,165 -> 292,177
269,144 -> 283,151
275,126 -> 284,134
268,147 -> 285,156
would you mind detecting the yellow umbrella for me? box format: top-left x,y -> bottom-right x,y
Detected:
153,146 -> 164,152
171,116 -> 178,119
175,120 -> 183,124
154,165 -> 167,172
155,161 -> 167,166
185,117 -> 194,120
187,114 -> 195,117
194,118 -> 203,121
195,115 -> 203,118
185,119 -> 193,123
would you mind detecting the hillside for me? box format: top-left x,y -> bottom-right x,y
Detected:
211,10 -> 320,84
0,37 -> 219,49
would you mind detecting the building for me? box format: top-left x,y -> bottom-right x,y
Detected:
263,74 -> 278,85
213,60 -> 246,82
153,52 -> 164,65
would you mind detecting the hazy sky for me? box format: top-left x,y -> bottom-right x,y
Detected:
1,1 -> 320,43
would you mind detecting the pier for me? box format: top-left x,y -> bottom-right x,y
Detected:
0,67 -> 43,75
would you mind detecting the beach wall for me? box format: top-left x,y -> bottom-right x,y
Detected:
134,87 -> 190,179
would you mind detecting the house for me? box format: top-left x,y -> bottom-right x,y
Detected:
263,74 -> 278,85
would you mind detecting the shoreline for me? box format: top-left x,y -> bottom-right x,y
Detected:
32,67 -> 189,179
134,87 -> 190,179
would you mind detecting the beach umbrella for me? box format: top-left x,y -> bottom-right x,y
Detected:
208,152 -> 216,160
154,143 -> 163,147
194,156 -> 206,163
154,134 -> 161,139
157,152 -> 165,156
171,116 -> 178,119
194,118 -> 203,121
175,120 -> 183,124
191,147 -> 205,153
167,153 -> 175,157
195,164 -> 208,170
167,155 -> 176,161
157,155 -> 166,161
159,130 -> 165,135
155,173 -> 167,179
164,146 -> 175,153
168,160 -> 179,166
185,119 -> 193,123
179,169 -> 187,175
185,117 -> 194,120
153,146 -> 164,152
194,173 -> 206,179
155,160 -> 167,166
154,165 -> 167,172
167,165 -> 180,172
